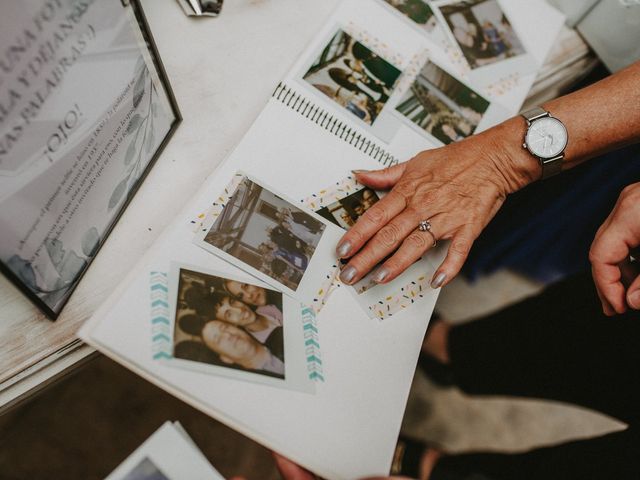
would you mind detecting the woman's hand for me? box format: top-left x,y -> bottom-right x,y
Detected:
589,182 -> 640,315
336,122 -> 538,288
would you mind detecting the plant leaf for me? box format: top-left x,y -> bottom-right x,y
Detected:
133,69 -> 146,108
7,255 -> 38,290
44,237 -> 65,267
108,178 -> 128,210
81,227 -> 100,257
145,128 -> 155,153
58,250 -> 87,282
126,114 -> 142,135
124,139 -> 137,166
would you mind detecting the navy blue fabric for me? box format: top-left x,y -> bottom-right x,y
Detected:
462,143 -> 640,283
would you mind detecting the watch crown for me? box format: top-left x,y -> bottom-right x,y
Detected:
522,142 -> 527,149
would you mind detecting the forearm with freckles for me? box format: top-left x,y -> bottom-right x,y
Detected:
489,60 -> 640,192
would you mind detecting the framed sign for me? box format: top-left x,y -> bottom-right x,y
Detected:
0,0 -> 181,319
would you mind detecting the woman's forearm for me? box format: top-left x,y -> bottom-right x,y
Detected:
488,60 -> 640,193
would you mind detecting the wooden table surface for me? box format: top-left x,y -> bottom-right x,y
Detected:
0,0 -> 594,412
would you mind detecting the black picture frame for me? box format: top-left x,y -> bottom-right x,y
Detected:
0,0 -> 181,320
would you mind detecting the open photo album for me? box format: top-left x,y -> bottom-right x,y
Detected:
80,1 -> 564,478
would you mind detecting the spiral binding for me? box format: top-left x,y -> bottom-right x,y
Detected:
272,83 -> 399,167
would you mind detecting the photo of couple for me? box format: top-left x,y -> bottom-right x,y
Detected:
303,29 -> 402,125
202,178 -> 325,291
173,268 -> 285,380
435,0 -> 525,69
316,187 -> 380,229
396,60 -> 490,144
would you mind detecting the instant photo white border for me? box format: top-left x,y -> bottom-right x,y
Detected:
303,175 -> 440,320
390,56 -> 510,146
376,0 -> 449,46
347,251 -> 440,320
193,173 -> 344,309
430,0 -> 538,86
105,422 -> 223,480
292,23 -> 407,145
166,262 -> 315,393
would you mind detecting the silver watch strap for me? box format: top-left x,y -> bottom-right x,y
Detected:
521,106 -> 548,123
540,154 -> 564,178
521,106 -> 563,179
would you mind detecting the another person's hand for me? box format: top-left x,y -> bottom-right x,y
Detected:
590,182 -> 640,315
272,453 -> 414,480
336,127 -> 537,288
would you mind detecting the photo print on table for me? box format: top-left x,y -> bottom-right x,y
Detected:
172,267 -> 285,380
432,0 -> 526,70
121,457 -> 169,480
201,177 -> 325,291
395,60 -> 490,144
302,29 -> 402,125
383,0 -> 438,33
194,174 -> 343,308
316,186 -> 380,229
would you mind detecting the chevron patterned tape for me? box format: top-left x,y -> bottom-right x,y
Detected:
301,304 -> 324,382
150,271 -> 172,360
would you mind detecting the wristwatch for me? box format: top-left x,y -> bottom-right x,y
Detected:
521,107 -> 568,179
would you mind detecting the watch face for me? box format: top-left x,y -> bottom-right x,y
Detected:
525,116 -> 568,159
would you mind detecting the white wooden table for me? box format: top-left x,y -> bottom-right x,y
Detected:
0,0 -> 594,413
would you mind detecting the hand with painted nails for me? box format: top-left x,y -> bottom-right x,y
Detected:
336,124 -> 536,289
589,182 -> 640,316
335,61 -> 640,289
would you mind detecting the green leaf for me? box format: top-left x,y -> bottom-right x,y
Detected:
108,178 -> 128,210
44,237 -> 65,267
81,227 -> 100,257
126,114 -> 142,135
58,250 -> 87,282
133,69 -> 146,108
145,127 -> 155,153
124,139 -> 137,165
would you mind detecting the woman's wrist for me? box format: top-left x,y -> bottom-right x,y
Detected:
482,116 -> 542,194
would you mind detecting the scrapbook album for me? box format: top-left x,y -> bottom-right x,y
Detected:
79,1 -> 564,478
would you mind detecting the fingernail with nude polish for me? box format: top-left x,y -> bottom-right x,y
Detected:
340,266 -> 357,284
629,291 -> 640,309
431,272 -> 446,289
351,169 -> 369,175
373,267 -> 389,283
336,240 -> 352,258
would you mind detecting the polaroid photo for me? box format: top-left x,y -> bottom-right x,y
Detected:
166,263 -> 314,392
304,176 -> 438,319
316,186 -> 381,229
105,422 -> 223,480
301,28 -> 402,127
432,0 -> 526,69
394,59 -> 507,145
431,0 -> 537,84
194,174 -> 344,307
380,0 -> 441,37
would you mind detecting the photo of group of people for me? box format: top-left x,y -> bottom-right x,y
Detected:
303,29 -> 402,125
202,178 -> 325,291
384,0 -> 437,33
395,60 -> 490,144
316,187 -> 380,230
173,268 -> 286,380
434,0 -> 525,69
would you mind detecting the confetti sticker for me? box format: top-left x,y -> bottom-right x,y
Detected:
367,274 -> 430,320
